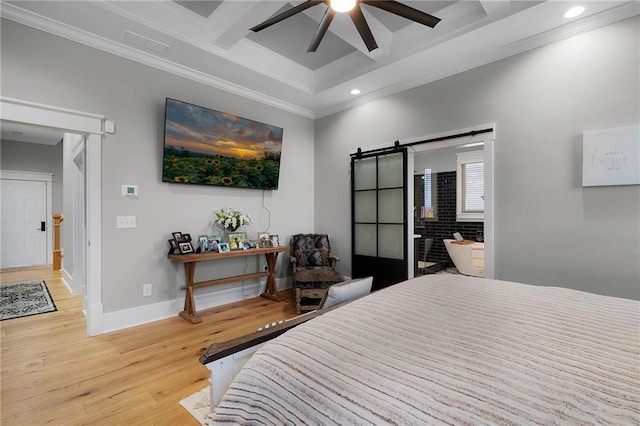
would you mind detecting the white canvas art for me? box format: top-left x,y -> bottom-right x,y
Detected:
582,125 -> 639,187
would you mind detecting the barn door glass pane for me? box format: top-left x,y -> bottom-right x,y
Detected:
354,157 -> 376,190
355,224 -> 376,257
378,153 -> 403,188
378,188 -> 403,223
378,224 -> 403,259
354,191 -> 376,223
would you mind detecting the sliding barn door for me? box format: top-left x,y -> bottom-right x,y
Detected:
351,149 -> 408,290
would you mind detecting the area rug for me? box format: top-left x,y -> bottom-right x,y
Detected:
0,280 -> 57,320
179,386 -> 212,425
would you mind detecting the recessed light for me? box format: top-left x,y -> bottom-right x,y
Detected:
564,6 -> 585,19
350,89 -> 361,95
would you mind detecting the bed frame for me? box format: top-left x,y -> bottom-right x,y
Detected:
199,307 -> 336,407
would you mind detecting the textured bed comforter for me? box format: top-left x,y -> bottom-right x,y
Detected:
210,274 -> 639,425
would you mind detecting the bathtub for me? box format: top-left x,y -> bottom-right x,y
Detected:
443,239 -> 484,277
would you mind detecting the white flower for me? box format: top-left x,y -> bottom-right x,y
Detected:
212,207 -> 251,231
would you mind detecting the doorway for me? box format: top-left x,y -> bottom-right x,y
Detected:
1,97 -> 104,335
407,127 -> 495,279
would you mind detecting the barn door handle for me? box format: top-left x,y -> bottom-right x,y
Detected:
40,221 -> 46,232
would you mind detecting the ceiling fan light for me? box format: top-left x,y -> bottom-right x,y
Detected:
331,0 -> 356,13
564,6 -> 585,19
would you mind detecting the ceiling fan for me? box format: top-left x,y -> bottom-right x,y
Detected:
250,0 -> 441,53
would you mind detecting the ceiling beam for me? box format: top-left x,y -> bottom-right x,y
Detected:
479,1 -> 512,16
210,1 -> 290,50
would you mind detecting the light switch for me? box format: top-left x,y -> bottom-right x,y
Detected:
116,216 -> 136,229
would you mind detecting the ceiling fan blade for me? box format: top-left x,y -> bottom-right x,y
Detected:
362,0 -> 441,28
349,5 -> 378,52
250,0 -> 325,32
308,8 -> 335,52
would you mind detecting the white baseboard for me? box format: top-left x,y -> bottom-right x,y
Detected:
60,268 -> 73,294
101,277 -> 291,333
87,302 -> 104,336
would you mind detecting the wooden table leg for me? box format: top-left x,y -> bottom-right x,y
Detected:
260,252 -> 283,302
179,262 -> 202,324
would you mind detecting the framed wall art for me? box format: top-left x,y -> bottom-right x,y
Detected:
583,125 -> 639,187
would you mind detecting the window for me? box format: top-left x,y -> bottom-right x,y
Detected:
421,168 -> 437,220
456,151 -> 484,221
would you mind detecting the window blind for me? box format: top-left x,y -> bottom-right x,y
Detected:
462,162 -> 484,212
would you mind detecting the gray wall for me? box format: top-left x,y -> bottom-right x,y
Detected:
1,19 -> 315,313
316,16 -> 640,300
2,13 -> 638,318
0,139 -> 63,215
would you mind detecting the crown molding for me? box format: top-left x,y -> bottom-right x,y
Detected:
313,2 -> 640,118
505,2 -> 640,55
96,1 -> 315,94
1,3 -> 316,119
3,1 -> 637,121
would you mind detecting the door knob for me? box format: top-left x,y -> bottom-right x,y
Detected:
40,221 -> 46,231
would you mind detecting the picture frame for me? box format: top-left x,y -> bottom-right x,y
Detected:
258,232 -> 271,248
199,235 -> 209,252
582,125 -> 640,187
183,233 -> 192,242
168,239 -> 179,254
172,232 -> 184,242
228,232 -> 248,250
270,234 -> 280,247
207,235 -> 219,248
178,241 -> 194,254
218,242 -> 231,253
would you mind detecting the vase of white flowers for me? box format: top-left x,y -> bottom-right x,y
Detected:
212,207 -> 252,233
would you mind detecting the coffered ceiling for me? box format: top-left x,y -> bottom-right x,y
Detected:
2,1 -> 638,118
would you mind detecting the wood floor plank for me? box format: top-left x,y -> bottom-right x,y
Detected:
1,265 -> 298,425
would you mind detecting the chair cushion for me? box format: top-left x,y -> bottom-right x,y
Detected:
295,248 -> 329,267
295,267 -> 344,287
319,276 -> 373,309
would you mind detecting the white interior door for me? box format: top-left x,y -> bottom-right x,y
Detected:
1,179 -> 48,268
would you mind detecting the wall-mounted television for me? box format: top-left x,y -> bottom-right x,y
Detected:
162,98 -> 283,190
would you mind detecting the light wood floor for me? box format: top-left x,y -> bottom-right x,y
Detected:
0,266 -> 298,425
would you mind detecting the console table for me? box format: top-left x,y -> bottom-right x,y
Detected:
168,246 -> 288,324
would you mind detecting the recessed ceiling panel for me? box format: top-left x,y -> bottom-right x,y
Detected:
246,4 -> 357,70
174,0 -> 222,18
364,1 -> 455,32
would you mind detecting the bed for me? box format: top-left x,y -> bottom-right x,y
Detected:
200,274 -> 639,424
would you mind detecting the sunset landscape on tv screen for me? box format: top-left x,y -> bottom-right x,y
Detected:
162,98 -> 283,189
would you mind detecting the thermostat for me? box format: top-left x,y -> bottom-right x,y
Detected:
122,185 -> 138,197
